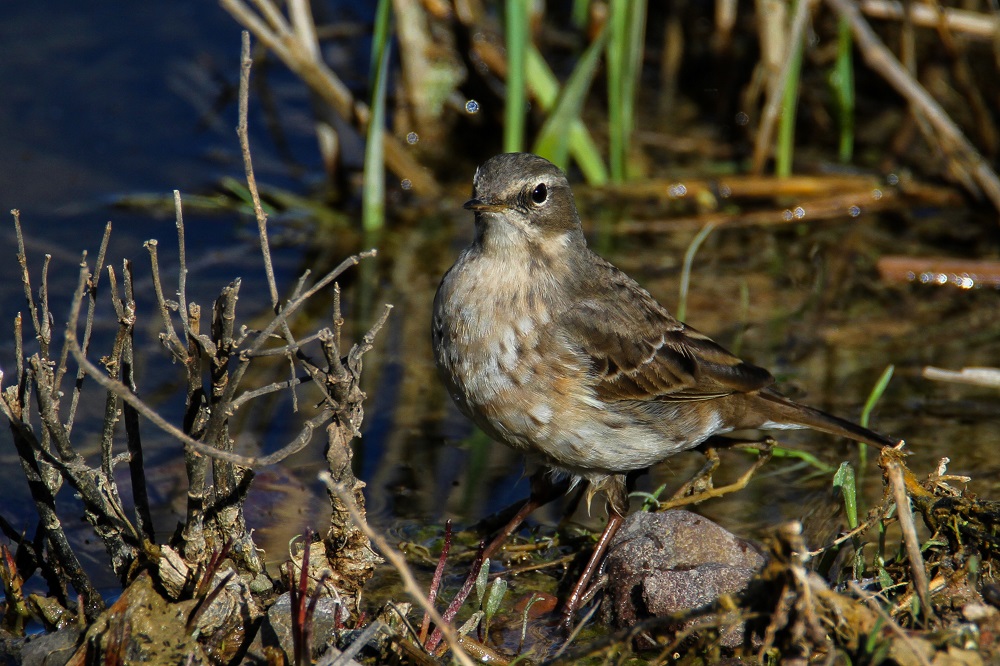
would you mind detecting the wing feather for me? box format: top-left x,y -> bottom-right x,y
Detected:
560,255 -> 775,403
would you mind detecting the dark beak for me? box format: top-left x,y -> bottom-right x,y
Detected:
464,198 -> 507,213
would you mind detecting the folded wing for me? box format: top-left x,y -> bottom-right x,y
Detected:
561,257 -> 775,403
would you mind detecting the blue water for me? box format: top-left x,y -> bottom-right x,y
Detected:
0,1 -> 351,588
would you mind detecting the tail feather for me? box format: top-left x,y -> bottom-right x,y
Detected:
755,389 -> 901,449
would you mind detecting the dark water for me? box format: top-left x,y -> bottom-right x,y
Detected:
0,1 -> 324,584
2,1 -> 998,605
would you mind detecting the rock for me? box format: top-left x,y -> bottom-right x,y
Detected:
18,628 -> 81,666
250,591 -> 348,663
156,544 -> 264,639
600,510 -> 766,647
71,572 -> 210,664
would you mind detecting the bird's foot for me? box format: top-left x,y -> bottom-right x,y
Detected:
659,436 -> 776,510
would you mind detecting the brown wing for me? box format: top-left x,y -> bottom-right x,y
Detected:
561,255 -> 775,403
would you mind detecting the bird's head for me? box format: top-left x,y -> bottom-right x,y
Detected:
465,153 -> 585,253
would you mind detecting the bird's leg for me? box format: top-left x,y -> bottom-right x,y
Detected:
481,470 -> 568,561
560,474 -> 631,626
560,507 -> 625,626
660,436 -> 776,510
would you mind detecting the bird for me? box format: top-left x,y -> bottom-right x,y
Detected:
432,152 -> 900,622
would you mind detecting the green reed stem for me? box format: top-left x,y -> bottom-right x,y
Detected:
533,25 -> 608,170
504,0 -> 529,153
369,0 -> 392,89
571,0 -> 590,29
624,0 -> 646,147
776,13 -> 804,178
526,47 -> 608,184
833,16 -> 855,162
606,0 -> 646,182
362,0 -> 392,233
730,280 -> 750,357
676,222 -> 717,322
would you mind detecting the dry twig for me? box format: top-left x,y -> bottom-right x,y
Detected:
751,0 -> 815,174
826,0 -> 1000,214
220,0 -> 439,195
860,0 -> 1000,41
321,475 -> 476,666
887,459 -> 936,624
922,366 -> 1000,388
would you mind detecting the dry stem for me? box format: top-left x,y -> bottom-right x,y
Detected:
321,474 -> 476,666
826,0 -> 1000,214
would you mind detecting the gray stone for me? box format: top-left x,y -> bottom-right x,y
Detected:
19,628 -> 81,666
253,591 -> 348,663
600,509 -> 766,647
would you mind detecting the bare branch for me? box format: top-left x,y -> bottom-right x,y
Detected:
331,283 -> 342,353
238,31 -> 279,311
39,254 -> 52,351
173,191 -> 193,346
67,337 -> 335,467
119,260 -> 155,543
145,239 -> 187,361
64,221 -> 112,434
2,404 -> 104,619
235,34 -> 303,416
849,581 -> 933,666
887,461 -> 936,624
14,313 -> 24,396
244,330 -> 326,358
350,304 -> 392,371
14,210 -> 46,358
221,250 -> 377,413
231,374 -> 310,411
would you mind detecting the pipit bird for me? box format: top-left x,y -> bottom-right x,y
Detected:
432,152 -> 900,621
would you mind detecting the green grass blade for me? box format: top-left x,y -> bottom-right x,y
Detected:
475,558 -> 490,603
533,26 -> 609,170
484,578 -> 507,619
861,365 -> 894,429
362,0 -> 392,233
833,16 -> 855,162
776,13 -> 804,178
676,222 -> 717,322
369,0 -> 392,89
606,0 -> 646,182
567,124 -> 609,185
504,0 -> 529,153
607,0 -> 626,182
571,0 -> 590,29
622,0 -> 647,172
519,594 -> 544,649
767,446 -> 836,474
833,462 -> 858,529
525,46 -> 608,184
859,364 -> 894,466
833,460 -> 865,579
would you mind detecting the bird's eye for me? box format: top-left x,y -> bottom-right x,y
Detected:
530,183 -> 548,205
